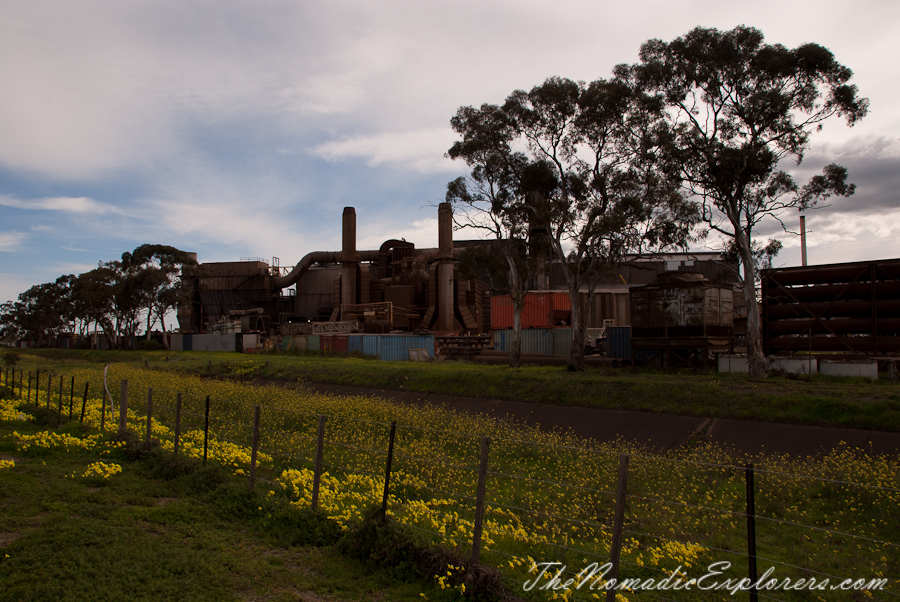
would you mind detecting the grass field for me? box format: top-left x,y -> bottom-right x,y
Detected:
14,348 -> 900,431
2,353 -> 897,601
0,402 -> 442,601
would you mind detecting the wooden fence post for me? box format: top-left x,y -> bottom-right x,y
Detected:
145,388 -> 153,446
57,375 -> 64,426
68,376 -> 75,419
746,463 -> 758,602
27,371 -> 32,404
471,436 -> 491,565
174,393 -> 182,456
311,415 -> 326,510
79,382 -> 89,423
118,380 -> 129,434
202,395 -> 211,465
46,373 -> 52,409
606,454 -> 630,602
100,386 -> 107,431
248,406 -> 261,491
381,422 -> 397,518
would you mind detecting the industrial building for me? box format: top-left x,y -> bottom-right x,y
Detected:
174,203 -> 747,364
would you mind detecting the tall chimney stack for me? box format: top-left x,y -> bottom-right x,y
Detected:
342,207 -> 357,307
800,215 -> 807,267
437,202 -> 455,332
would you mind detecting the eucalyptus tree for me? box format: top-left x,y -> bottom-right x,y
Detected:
500,76 -> 696,369
446,103 -> 550,367
629,25 -> 868,375
125,244 -> 197,347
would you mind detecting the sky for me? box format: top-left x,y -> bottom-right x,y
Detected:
1,0 -> 899,306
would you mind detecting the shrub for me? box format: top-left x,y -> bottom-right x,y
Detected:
2,349 -> 21,367
135,339 -> 164,352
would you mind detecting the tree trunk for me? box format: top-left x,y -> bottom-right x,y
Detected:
510,301 -> 522,368
738,235 -> 766,377
568,283 -> 586,370
159,313 -> 170,350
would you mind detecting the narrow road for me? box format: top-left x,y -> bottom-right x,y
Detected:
302,382 -> 900,457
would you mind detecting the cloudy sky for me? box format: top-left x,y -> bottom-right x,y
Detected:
1,0 -> 898,305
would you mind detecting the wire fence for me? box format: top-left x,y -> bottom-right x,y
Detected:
2,367 -> 898,602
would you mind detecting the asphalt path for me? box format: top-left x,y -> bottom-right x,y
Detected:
301,382 -> 900,457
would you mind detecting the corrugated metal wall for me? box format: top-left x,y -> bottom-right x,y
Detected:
191,334 -> 238,352
492,329 -> 574,356
347,334 -> 435,360
606,326 -> 632,359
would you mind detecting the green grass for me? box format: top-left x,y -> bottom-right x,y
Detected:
2,363 -> 897,602
0,418 -> 460,602
13,348 -> 900,431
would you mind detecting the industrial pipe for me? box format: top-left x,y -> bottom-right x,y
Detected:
438,202 -> 454,332
272,249 -> 381,290
342,207 -> 357,306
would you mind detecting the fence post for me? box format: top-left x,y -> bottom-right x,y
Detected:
174,393 -> 182,456
311,415 -> 326,511
381,422 -> 397,518
27,371 -> 32,404
68,376 -> 75,419
248,406 -> 261,491
471,436 -> 491,565
46,373 -> 52,409
606,454 -> 631,602
18,369 -> 23,398
100,385 -> 107,431
145,388 -> 153,446
79,382 -> 89,423
118,380 -> 129,434
203,395 -> 211,465
57,375 -> 64,426
746,463 -> 758,602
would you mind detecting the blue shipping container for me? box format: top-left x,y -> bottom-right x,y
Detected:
378,334 -> 434,361
347,334 -> 364,354
551,328 -> 572,356
606,326 -> 632,359
492,329 -> 555,354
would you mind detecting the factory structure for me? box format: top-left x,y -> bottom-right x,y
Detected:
168,203 -> 898,376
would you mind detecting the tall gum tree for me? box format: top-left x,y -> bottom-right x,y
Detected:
446,103 -> 550,367
502,76 -> 696,369
629,25 -> 868,376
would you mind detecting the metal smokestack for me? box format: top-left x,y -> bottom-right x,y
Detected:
800,215 -> 807,267
342,207 -> 357,307
438,202 -> 455,332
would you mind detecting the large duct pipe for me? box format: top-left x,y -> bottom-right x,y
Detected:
342,207 -> 357,306
272,251 -> 341,289
272,249 -> 380,290
378,239 -> 416,279
438,202 -> 455,332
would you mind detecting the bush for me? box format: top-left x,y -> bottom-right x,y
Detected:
2,349 -> 20,367
135,339 -> 163,352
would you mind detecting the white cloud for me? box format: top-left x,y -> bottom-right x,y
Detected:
0,272 -> 39,305
359,217 -> 440,250
0,232 -> 28,252
313,129 -> 460,173
0,196 -> 119,214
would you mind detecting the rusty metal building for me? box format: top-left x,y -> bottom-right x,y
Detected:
761,259 -> 900,356
630,272 -> 737,368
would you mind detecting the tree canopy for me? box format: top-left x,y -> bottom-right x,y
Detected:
448,75 -> 697,368
628,25 -> 868,374
1,244 -> 195,348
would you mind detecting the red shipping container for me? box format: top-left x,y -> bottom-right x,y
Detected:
491,292 -> 572,329
320,335 -> 349,353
